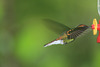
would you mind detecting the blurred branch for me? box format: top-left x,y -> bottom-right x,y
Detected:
4,0 -> 15,23
0,0 -> 20,67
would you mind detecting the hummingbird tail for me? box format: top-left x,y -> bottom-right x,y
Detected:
44,40 -> 64,47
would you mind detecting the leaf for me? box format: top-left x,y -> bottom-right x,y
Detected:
43,19 -> 70,35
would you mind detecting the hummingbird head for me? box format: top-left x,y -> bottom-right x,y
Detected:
77,24 -> 89,29
68,24 -> 90,39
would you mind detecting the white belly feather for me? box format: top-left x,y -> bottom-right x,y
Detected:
44,40 -> 64,47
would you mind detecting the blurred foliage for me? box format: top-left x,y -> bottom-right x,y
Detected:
0,0 -> 100,67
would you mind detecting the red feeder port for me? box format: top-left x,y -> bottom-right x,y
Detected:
91,19 -> 100,43
97,20 -> 100,43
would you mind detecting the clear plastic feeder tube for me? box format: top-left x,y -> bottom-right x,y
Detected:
98,0 -> 100,16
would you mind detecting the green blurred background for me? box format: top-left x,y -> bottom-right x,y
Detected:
0,0 -> 100,67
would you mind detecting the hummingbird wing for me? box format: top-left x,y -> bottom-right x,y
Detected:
43,19 -> 70,35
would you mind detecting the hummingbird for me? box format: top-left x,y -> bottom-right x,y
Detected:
43,19 -> 90,47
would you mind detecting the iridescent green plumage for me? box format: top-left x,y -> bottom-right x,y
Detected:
58,24 -> 89,44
